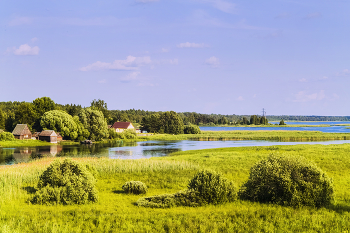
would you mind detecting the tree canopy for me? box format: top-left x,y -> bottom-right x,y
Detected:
79,108 -> 109,140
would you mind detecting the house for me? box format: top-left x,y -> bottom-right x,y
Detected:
110,122 -> 135,133
56,132 -> 63,142
39,130 -> 58,143
32,132 -> 40,140
12,124 -> 32,140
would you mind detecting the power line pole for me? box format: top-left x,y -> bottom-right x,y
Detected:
262,108 -> 266,117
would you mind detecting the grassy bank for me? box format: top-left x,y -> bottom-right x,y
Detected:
0,140 -> 53,148
204,124 -> 331,127
141,130 -> 350,142
1,144 -> 350,232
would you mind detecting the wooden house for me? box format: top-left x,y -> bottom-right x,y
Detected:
12,124 -> 32,140
110,122 -> 135,133
32,132 -> 40,140
56,132 -> 63,142
39,130 -> 58,143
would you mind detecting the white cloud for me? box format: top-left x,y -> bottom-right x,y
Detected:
9,17 -> 33,26
161,48 -> 169,53
9,44 -> 40,56
31,37 -> 38,43
293,90 -> 325,102
197,0 -> 236,14
80,56 -> 151,71
304,12 -> 322,20
299,78 -> 307,82
169,59 -> 178,65
237,96 -> 244,101
121,72 -> 141,82
177,42 -> 208,48
205,56 -> 219,68
319,76 -> 328,80
337,69 -> 350,76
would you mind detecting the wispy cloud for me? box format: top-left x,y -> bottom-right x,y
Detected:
161,48 -> 169,53
304,12 -> 322,20
8,16 -> 33,26
121,71 -> 141,82
196,0 -> 236,14
337,69 -> 350,76
293,90 -> 325,102
299,78 -> 307,82
7,44 -> 40,56
205,56 -> 219,68
237,96 -> 244,101
177,42 -> 208,48
80,56 -> 151,71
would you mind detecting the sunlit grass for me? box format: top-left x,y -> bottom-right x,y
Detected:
1,144 -> 350,232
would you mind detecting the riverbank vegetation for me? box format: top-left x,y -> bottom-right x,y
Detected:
0,144 -> 350,231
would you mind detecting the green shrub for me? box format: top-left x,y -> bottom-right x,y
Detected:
0,132 -> 15,141
187,170 -> 237,205
123,129 -> 137,139
136,190 -> 203,208
122,181 -> 147,194
184,125 -> 201,134
32,159 -> 99,205
137,170 -> 237,208
239,154 -> 334,207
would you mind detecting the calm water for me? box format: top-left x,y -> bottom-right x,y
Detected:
1,139 -> 350,165
200,121 -> 350,133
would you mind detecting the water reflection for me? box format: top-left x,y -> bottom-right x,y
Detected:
1,139 -> 350,165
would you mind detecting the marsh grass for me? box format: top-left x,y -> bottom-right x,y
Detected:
140,130 -> 350,142
1,144 -> 350,231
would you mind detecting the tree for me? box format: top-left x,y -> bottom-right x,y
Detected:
79,108 -> 109,141
141,114 -> 160,133
41,110 -> 81,140
14,102 -> 37,131
242,117 -> 249,125
33,97 -> 56,116
279,119 -> 286,125
90,99 -> 110,121
158,111 -> 184,134
0,110 -> 5,130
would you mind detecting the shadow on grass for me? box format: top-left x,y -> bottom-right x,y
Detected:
327,203 -> 350,213
112,190 -> 125,194
22,186 -> 37,194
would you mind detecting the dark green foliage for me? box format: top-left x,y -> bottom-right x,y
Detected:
137,170 -> 237,208
0,110 -> 5,130
136,190 -> 203,208
78,108 -> 109,140
0,132 -> 15,141
184,124 -> 201,134
141,111 -> 184,134
122,181 -> 148,194
280,119 -> 286,125
32,159 -> 99,205
14,102 -> 37,131
90,99 -> 110,121
239,154 -> 334,207
187,170 -> 237,205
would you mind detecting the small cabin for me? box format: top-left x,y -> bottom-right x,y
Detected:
12,124 -> 32,140
110,122 -> 135,133
39,130 -> 58,143
56,132 -> 63,142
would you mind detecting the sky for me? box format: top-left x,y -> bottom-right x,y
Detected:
1,0 -> 349,116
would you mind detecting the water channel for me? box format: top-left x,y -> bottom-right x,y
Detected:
1,121 -> 349,165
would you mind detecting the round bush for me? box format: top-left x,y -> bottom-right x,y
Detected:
0,132 -> 15,141
32,159 -> 98,205
122,181 -> 147,194
184,124 -> 201,134
239,154 -> 334,207
187,170 -> 237,205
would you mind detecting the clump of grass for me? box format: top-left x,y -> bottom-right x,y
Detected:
239,154 -> 334,207
122,181 -> 148,194
31,158 -> 99,205
137,170 -> 237,208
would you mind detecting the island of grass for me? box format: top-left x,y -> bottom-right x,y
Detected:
1,143 -> 350,232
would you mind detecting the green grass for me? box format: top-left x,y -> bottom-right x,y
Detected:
210,124 -> 331,127
140,130 -> 350,142
1,144 -> 350,232
0,140 -> 53,148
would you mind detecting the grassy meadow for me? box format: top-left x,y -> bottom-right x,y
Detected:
1,143 -> 350,232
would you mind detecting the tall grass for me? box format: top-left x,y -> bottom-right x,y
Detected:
1,144 -> 350,232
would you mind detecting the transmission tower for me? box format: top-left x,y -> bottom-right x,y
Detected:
262,108 -> 266,117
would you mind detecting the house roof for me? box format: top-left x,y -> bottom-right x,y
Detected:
56,132 -> 62,138
111,122 -> 133,129
12,124 -> 30,135
39,130 -> 57,137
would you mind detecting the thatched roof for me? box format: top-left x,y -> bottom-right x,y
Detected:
12,124 -> 30,135
39,130 -> 57,137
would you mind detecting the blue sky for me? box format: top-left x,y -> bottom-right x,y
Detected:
1,0 -> 349,115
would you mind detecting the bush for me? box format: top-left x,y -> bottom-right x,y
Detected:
137,170 -> 237,208
122,181 -> 147,194
184,124 -> 201,134
32,159 -> 99,205
123,129 -> 136,139
0,132 -> 15,141
188,170 -> 237,205
239,154 -> 334,207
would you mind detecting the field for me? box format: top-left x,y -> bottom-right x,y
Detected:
1,143 -> 350,232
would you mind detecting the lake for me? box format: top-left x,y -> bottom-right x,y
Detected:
200,121 -> 350,133
1,139 -> 350,165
